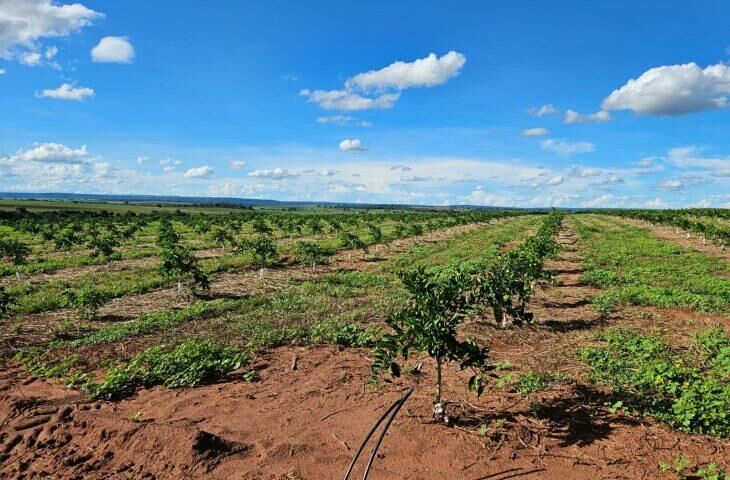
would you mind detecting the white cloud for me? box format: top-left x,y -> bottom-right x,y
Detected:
91,36 -> 135,63
345,51 -> 465,91
248,168 -> 299,180
644,198 -> 668,208
602,63 -> 730,115
36,83 -> 94,101
712,169 -> 730,177
317,115 -> 352,124
591,175 -> 624,186
183,166 -> 214,178
301,89 -> 399,111
543,176 -> 565,186
540,139 -> 595,155
3,143 -> 90,165
301,51 -> 464,110
570,166 -> 601,178
0,68 -> 5,75
667,146 -> 730,170
163,166 -> 176,173
581,194 -> 617,208
563,109 -> 613,123
19,51 -> 41,66
320,169 -> 340,176
390,164 -> 411,171
316,115 -> 372,126
136,156 -> 148,165
521,127 -> 550,136
339,138 -> 366,152
44,45 -> 57,59
636,157 -> 656,167
656,179 -> 684,191
230,160 -> 246,170
0,0 -> 101,58
529,104 -> 558,117
401,175 -> 433,182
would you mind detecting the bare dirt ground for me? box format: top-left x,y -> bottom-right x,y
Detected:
1,221 -> 728,479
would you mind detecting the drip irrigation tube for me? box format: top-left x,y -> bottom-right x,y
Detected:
343,387 -> 414,480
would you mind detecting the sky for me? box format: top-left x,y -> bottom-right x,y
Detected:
1,0 -> 730,208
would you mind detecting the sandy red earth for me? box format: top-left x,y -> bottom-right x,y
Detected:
0,224 -> 728,479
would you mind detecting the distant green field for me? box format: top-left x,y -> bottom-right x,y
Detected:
0,199 -> 413,215
0,199 -> 248,215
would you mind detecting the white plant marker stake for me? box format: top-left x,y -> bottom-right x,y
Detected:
259,268 -> 264,280
686,232 -> 690,239
177,281 -> 183,295
703,237 -> 706,245
348,251 -> 351,262
312,262 -> 316,273
16,271 -> 21,280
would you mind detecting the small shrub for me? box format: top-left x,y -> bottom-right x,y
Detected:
580,328 -> 730,437
86,340 -> 249,400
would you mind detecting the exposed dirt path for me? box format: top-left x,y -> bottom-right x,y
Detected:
1,345 -> 726,479
462,219 -> 603,374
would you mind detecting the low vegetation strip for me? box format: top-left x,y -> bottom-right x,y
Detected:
573,215 -> 730,314
580,327 -> 730,438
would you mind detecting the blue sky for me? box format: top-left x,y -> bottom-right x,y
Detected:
1,0 -> 729,208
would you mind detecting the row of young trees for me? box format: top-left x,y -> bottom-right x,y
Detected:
371,211 -> 564,421
596,209 -> 730,248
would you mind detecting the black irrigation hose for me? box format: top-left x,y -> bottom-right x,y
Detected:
343,387 -> 414,480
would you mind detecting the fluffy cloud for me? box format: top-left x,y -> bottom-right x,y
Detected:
656,179 -> 684,191
319,169 -> 340,176
644,198 -> 668,208
345,51 -> 465,91
529,104 -> 558,117
247,168 -> 299,180
230,160 -> 246,169
540,139 -> 595,155
301,89 -> 399,111
91,36 -> 135,63
0,68 -> 5,75
400,175 -> 433,182
316,115 -> 371,126
591,175 -> 624,186
563,109 -> 613,123
301,51 -> 464,110
390,164 -> 411,171
136,156 -> 148,165
3,143 -> 91,164
19,51 -> 41,66
602,63 -> 730,115
0,0 -> 101,58
183,166 -> 214,178
581,194 -> 617,208
570,166 -> 601,178
636,157 -> 656,167
36,83 -> 94,101
543,176 -> 565,186
339,138 -> 366,152
522,127 -> 550,136
712,169 -> 730,177
667,146 -> 730,170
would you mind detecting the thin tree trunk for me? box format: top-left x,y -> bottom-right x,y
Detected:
433,357 -> 445,422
